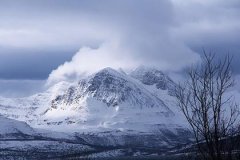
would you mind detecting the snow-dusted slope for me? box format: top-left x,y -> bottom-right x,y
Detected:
129,66 -> 187,124
0,81 -> 71,122
130,66 -> 176,95
0,116 -> 35,138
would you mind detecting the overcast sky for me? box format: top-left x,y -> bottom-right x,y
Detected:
0,0 -> 239,82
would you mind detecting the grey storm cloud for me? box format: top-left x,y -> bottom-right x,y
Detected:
0,0 -> 239,80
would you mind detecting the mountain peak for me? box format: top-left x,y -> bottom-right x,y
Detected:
130,66 -> 176,93
132,66 -> 164,74
95,67 -> 125,78
98,67 -> 117,73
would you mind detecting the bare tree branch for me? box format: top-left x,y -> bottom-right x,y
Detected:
175,52 -> 240,160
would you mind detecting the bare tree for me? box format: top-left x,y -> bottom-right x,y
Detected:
175,52 -> 239,160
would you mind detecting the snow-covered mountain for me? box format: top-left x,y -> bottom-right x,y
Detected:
40,67 -> 183,131
0,67 -> 192,158
0,67 -> 186,131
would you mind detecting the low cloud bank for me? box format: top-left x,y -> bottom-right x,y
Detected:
47,41 -> 200,85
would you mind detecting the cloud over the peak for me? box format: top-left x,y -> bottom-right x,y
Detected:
47,40 -> 199,85
44,0 -> 201,84
47,42 -> 139,84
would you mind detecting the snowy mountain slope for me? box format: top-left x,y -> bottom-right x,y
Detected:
0,81 -> 71,123
130,66 -> 176,95
129,66 -> 187,126
0,116 -> 35,138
